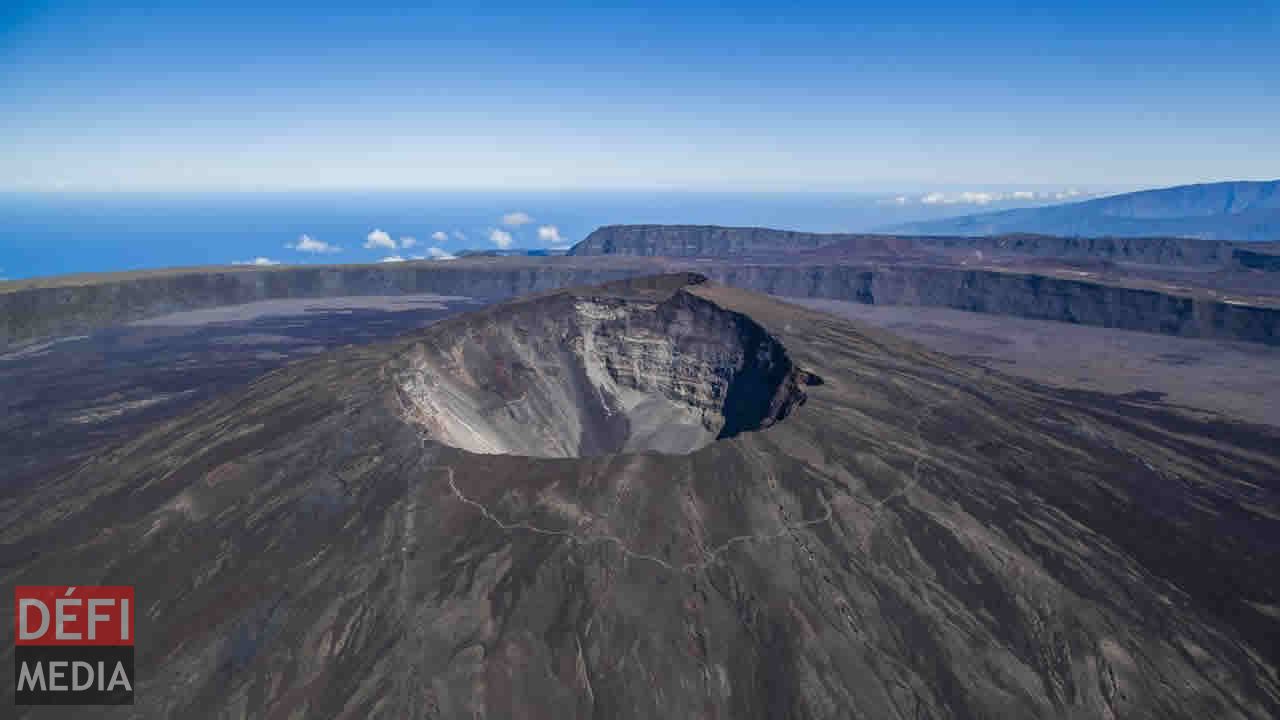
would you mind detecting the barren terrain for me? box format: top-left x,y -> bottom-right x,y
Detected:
3,276 -> 1277,718
792,299 -> 1280,427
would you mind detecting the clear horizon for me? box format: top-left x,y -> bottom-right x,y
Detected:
4,189 -> 1103,280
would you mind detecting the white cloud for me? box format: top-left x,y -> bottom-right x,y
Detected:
501,211 -> 533,227
234,257 -> 281,266
909,189 -> 1097,206
379,255 -> 406,263
452,230 -> 467,241
399,236 -> 418,248
489,229 -> 514,249
431,231 -> 448,243
286,234 -> 341,253
875,195 -> 910,207
427,247 -> 456,259
536,225 -> 563,244
364,229 -> 397,250
927,191 -> 999,205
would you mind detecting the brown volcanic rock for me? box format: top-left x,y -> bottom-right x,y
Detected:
2,275 -> 1278,718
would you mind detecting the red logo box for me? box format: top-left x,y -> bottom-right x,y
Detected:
15,586 -> 134,646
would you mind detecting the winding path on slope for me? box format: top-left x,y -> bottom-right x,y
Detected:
419,394 -> 945,576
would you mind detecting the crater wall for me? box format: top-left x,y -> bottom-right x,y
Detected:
396,285 -> 807,457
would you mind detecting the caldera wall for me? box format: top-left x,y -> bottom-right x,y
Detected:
0,262 -> 653,349
570,224 -> 1267,267
2,258 -> 1277,349
705,264 -> 1280,345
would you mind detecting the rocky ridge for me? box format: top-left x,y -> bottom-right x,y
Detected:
4,237 -> 1280,349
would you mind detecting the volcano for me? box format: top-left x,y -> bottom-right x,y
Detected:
3,274 -> 1277,718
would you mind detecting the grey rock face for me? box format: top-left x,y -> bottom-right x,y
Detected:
704,264 -> 1280,345
568,224 -> 842,257
570,223 -> 1278,267
397,279 -> 808,456
3,249 -> 1279,350
0,260 -> 654,349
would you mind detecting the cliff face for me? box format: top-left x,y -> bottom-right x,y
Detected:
3,258 -> 1278,349
568,224 -> 842,257
0,261 -> 658,349
908,233 -> 1240,266
706,264 -> 1280,345
569,223 -> 1268,269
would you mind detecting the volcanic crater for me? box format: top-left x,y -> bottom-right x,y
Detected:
395,274 -> 814,457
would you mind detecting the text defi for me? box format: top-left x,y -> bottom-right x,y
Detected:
18,587 -> 131,643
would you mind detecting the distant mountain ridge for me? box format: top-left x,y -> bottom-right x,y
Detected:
886,180 -> 1280,241
568,223 -> 1276,270
568,224 -> 839,256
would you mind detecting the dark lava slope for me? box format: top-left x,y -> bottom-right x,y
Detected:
3,275 -> 1279,718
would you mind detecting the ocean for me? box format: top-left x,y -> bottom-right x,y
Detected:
0,190 -> 1002,280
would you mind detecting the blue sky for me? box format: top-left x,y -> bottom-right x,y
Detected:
2,1 -> 1277,192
